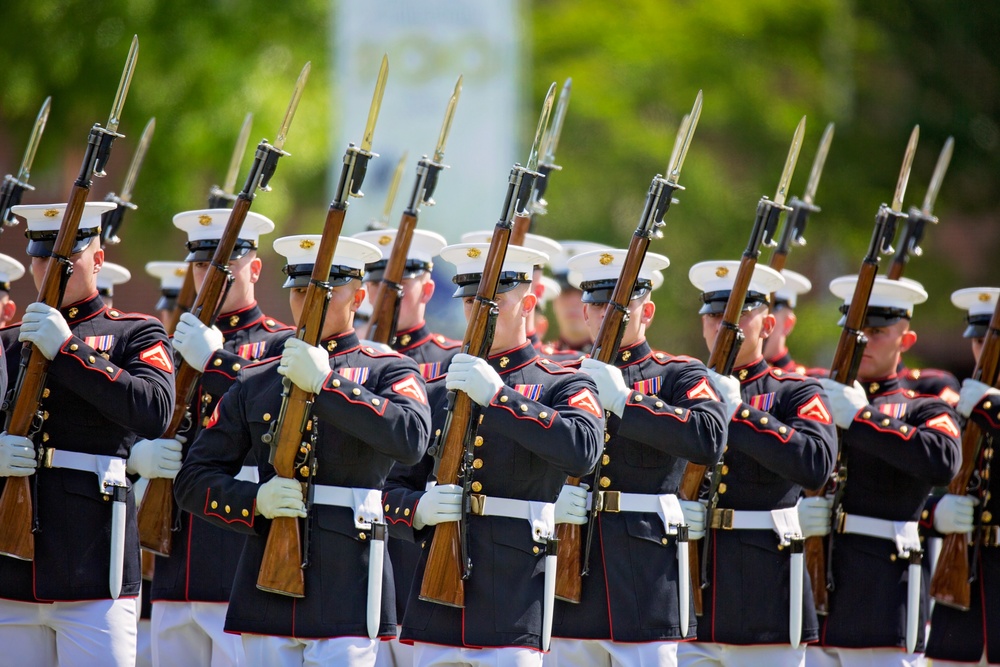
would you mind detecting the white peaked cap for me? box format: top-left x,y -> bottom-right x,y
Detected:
773,269 -> 813,308
829,275 -> 928,313
172,208 -> 275,244
460,230 -> 562,268
353,228 -> 448,265
145,262 -> 188,291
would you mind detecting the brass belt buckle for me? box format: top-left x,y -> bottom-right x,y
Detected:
835,510 -> 848,534
597,490 -> 621,512
711,508 -> 735,530
41,447 -> 55,469
469,493 -> 486,516
983,525 -> 1000,547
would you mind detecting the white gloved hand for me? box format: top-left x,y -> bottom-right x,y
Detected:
445,353 -> 504,407
554,484 -> 589,525
680,499 -> 707,541
818,379 -> 869,429
579,358 -> 629,417
413,483 -> 463,530
0,432 -> 37,477
173,312 -> 224,370
19,302 -> 72,360
255,477 -> 307,519
798,495 -> 834,538
277,338 -> 331,395
706,369 -> 742,421
957,378 -> 1000,419
933,494 -> 977,534
127,436 -> 186,479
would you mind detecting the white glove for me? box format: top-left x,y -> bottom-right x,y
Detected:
445,353 -> 504,407
798,495 -> 833,538
818,379 -> 869,429
173,312 -> 224,370
127,436 -> 185,479
579,358 -> 629,417
957,378 -> 1000,419
255,477 -> 307,519
413,483 -> 463,530
277,338 -> 331,394
706,369 -> 742,421
554,484 -> 589,525
933,494 -> 977,534
0,432 -> 37,477
19,302 -> 72,360
680,499 -> 707,541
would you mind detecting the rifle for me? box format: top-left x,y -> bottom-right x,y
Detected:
0,36 -> 138,561
137,63 -> 310,555
100,117 -> 155,247
365,151 -> 408,232
420,84 -> 556,607
256,55 -> 388,597
930,291 -> 1000,609
555,92 -> 703,605
163,114 -> 254,336
823,126 -> 920,600
367,75 -> 462,345
886,137 -> 953,280
0,96 -> 51,231
678,116 -> 806,614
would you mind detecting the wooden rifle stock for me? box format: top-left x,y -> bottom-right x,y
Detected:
163,264 -> 197,336
930,291 -> 1000,609
367,211 -> 416,345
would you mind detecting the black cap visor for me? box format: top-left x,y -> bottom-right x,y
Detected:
451,271 -> 531,298
185,239 -> 257,263
580,278 -> 652,305
26,226 -> 100,258
698,290 -> 769,315
836,304 -> 911,328
282,263 -> 363,289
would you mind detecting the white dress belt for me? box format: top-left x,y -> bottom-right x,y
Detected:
44,448 -> 127,494
469,494 -> 555,543
312,484 -> 384,529
839,513 -> 921,556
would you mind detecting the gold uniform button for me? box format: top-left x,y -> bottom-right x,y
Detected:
42,433 -> 49,442
385,504 -> 390,512
88,355 -> 96,363
360,532 -> 367,540
718,483 -> 727,494
472,458 -> 484,469
103,494 -> 111,502
778,426 -> 787,434
921,510 -> 929,520
983,400 -> 991,410
661,537 -> 669,545
777,544 -> 784,551
242,509 -> 249,517
889,553 -> 897,562
881,418 -> 891,426
900,425 -> 909,433
404,508 -> 410,517
224,505 -> 231,513
983,511 -> 993,524
602,454 -> 610,466
532,546 -> 540,554
741,409 -> 750,418
474,436 -> 484,447
42,388 -> 50,398
656,401 -> 664,408
232,363 -> 241,371
213,358 -> 222,367
760,417 -> 768,425
862,411 -> 872,419
211,501 -> 218,509
471,481 -> 483,493
721,465 -> 729,475
372,398 -> 381,406
332,379 -> 341,388
520,404 -> 529,412
106,366 -> 114,373
500,395 -> 508,403
634,394 -> 643,402
352,388 -> 361,395
539,411 -> 548,419
675,408 -> 683,415
70,344 -> 79,351
604,433 -> 610,443
263,413 -> 271,422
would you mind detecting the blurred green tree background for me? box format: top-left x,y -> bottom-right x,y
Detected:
1,0 -> 996,374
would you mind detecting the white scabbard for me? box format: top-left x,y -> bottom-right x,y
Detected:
543,540 -> 558,651
677,525 -> 690,638
906,552 -> 922,654
789,538 -> 804,649
109,485 -> 128,600
367,523 -> 386,640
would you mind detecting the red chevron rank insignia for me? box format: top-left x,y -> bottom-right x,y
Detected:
797,395 -> 832,424
926,413 -> 960,437
687,377 -> 720,402
206,402 -> 221,429
569,388 -> 602,418
139,342 -> 173,373
392,375 -> 427,405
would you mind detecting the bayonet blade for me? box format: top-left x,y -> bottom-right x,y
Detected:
892,125 -> 920,211
666,114 -> 689,180
774,116 -> 807,207
668,89 -> 703,184
381,151 -> 408,224
921,136 -> 954,216
117,117 -> 155,203
15,96 -> 52,183
433,75 -> 462,164
803,122 -> 835,205
361,55 -> 389,153
526,83 -> 557,173
107,35 -> 139,134
541,78 -> 572,165
223,113 -> 253,196
274,61 -> 311,152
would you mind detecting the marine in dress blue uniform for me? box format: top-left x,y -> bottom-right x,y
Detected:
547,249 -> 728,667
816,276 -> 962,666
174,234 -> 432,667
678,261 -> 838,667
145,261 -> 188,323
383,243 -> 604,667
764,269 -> 812,375
140,209 -> 294,667
926,287 -> 1000,667
0,202 -> 175,667
548,241 -> 612,354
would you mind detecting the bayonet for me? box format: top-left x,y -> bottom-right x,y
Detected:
892,125 -> 920,212
361,55 -> 389,154
541,78 -> 571,167
803,122 -> 835,206
246,62 -> 311,195
667,89 -> 703,185
377,151 -> 408,226
433,75 -> 462,164
526,83 -> 557,173
100,117 -> 155,246
1,96 -> 52,227
274,62 -> 311,153
106,35 -> 138,136
225,113 -> 254,196
774,116 -> 807,207
921,136 -> 954,216
117,117 -> 156,204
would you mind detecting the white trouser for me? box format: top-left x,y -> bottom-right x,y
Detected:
151,600 -> 245,666
830,647 -> 926,667
0,596 -> 137,667
677,641 -> 806,667
374,635 -> 413,667
242,634 -> 378,667
806,646 -> 841,667
136,596 -> 152,667
548,638 -> 679,666
412,642 -> 543,667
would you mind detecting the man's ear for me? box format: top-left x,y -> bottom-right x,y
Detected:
353,286 -> 366,310
640,300 -> 655,326
900,329 -> 918,353
1,299 -> 16,323
92,245 -> 105,273
420,277 -> 435,304
521,291 -> 537,317
783,310 -> 797,336
761,312 -> 777,339
249,256 -> 263,284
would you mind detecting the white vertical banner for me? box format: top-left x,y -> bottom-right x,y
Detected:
332,0 -> 525,243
